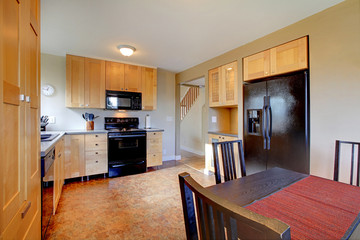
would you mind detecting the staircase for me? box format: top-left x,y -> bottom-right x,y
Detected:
180,87 -> 200,120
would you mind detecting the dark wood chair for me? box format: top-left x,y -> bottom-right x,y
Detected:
212,140 -> 246,184
178,172 -> 291,240
334,140 -> 360,186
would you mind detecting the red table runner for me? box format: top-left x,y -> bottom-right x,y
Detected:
245,176 -> 360,240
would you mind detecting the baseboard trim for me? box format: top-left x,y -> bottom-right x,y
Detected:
162,155 -> 182,161
180,146 -> 204,156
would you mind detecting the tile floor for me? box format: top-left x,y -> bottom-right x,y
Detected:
45,152 -> 213,240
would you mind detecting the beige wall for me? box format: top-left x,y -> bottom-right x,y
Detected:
41,53 -> 177,160
175,0 -> 360,179
180,87 -> 205,155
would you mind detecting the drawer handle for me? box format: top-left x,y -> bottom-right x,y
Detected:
96,161 -> 98,163
95,135 -> 98,137
96,152 -> 98,154
95,144 -> 98,146
21,201 -> 31,219
58,153 -> 61,158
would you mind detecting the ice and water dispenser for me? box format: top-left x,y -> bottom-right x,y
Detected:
247,109 -> 261,135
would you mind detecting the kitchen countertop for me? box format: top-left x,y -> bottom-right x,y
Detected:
41,128 -> 164,157
208,131 -> 238,138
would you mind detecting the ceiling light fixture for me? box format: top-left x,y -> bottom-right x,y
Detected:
117,45 -> 136,57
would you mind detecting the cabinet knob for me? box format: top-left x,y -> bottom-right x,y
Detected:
95,135 -> 98,137
86,104 -> 89,107
95,144 -> 98,146
121,88 -> 123,90
26,96 -> 31,103
125,89 -> 128,91
19,94 -> 25,102
80,104 -> 84,107
95,152 -> 98,154
265,72 -> 268,75
96,161 -> 98,163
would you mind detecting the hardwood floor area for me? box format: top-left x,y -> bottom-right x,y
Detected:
45,153 -> 214,239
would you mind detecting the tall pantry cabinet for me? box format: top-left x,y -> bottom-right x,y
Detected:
1,0 -> 41,239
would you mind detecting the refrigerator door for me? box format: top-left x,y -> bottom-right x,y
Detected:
243,81 -> 267,175
266,71 -> 309,174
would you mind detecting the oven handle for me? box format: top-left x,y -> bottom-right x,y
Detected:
108,134 -> 146,139
111,161 -> 145,168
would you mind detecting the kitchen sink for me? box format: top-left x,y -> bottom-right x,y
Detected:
41,133 -> 59,142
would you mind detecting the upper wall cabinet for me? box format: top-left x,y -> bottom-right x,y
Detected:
209,61 -> 238,107
66,55 -> 105,108
105,61 -> 142,92
243,36 -> 308,82
141,67 -> 157,110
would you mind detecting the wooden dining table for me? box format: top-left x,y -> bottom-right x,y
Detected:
206,167 -> 360,240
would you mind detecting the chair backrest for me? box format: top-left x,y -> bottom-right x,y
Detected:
212,140 -> 246,184
334,140 -> 360,186
178,172 -> 290,240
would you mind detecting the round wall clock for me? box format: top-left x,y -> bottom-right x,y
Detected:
41,84 -> 55,96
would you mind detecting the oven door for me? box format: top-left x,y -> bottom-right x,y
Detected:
108,133 -> 146,165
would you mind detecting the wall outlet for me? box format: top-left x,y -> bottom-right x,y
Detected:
49,116 -> 56,124
212,116 -> 217,123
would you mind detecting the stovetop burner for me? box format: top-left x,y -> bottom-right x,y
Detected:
105,117 -> 145,134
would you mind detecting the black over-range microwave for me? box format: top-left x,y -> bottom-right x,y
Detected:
106,90 -> 142,110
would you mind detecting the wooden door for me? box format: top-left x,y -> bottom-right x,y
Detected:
66,55 -> 85,107
65,135 -> 85,179
84,58 -> 105,108
270,36 -> 308,76
1,0 -> 26,232
124,64 -> 142,92
24,10 -> 41,235
208,67 -> 221,107
141,67 -> 157,110
105,61 -> 125,91
222,61 -> 238,106
243,50 -> 270,81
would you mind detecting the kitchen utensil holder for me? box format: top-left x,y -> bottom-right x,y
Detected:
86,121 -> 94,130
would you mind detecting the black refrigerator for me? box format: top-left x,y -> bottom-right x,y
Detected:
243,70 -> 309,175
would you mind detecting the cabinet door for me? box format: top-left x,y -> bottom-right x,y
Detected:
209,67 -> 221,107
84,58 -> 105,108
105,61 -> 125,91
65,135 -> 85,178
54,137 -> 64,214
124,64 -> 142,92
222,61 -> 238,106
141,67 -> 157,110
146,132 -> 162,167
1,0 -> 26,232
270,36 -> 308,76
66,55 -> 85,107
243,50 -> 270,81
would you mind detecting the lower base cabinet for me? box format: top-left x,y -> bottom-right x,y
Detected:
65,133 -> 108,179
146,132 -> 163,167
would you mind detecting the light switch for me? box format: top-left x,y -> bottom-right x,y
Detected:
212,116 -> 217,123
49,116 -> 56,124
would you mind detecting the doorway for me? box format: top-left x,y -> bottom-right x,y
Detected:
179,77 -> 206,173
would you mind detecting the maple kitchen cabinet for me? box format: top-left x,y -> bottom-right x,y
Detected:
146,131 -> 163,167
141,67 -> 157,110
64,133 -> 108,179
1,0 -> 41,238
243,36 -> 308,81
209,61 -> 238,107
105,61 -> 142,92
66,55 -> 105,108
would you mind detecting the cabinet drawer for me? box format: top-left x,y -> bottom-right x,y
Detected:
85,150 -> 107,161
85,133 -> 107,143
147,153 -> 162,167
85,158 -> 107,176
147,139 -> 162,153
147,131 -> 162,139
85,141 -> 107,151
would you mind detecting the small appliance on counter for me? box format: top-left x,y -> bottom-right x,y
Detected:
40,115 -> 49,131
105,117 -> 146,177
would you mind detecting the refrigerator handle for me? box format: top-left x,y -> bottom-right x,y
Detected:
262,97 -> 267,150
267,97 -> 272,150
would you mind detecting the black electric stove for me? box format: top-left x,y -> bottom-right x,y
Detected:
105,117 -> 146,177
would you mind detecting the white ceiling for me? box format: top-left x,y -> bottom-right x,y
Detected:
41,0 -> 343,73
